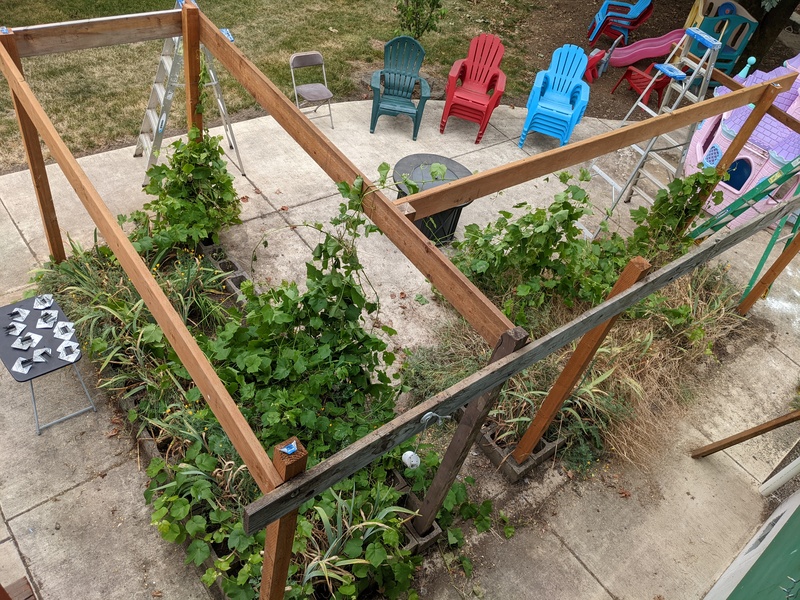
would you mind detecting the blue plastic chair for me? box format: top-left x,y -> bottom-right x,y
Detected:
691,14 -> 758,74
370,36 -> 431,141
519,45 -> 590,148
588,0 -> 652,46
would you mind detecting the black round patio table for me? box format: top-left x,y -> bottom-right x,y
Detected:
393,153 -> 473,246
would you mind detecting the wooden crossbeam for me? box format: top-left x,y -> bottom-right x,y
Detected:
243,194 -> 800,532
11,10 -> 183,58
393,72 -> 798,221
511,257 -> 652,464
691,409 -> 800,459
196,14 -> 514,345
0,39 -> 283,494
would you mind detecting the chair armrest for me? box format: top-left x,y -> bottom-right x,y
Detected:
527,71 -> 548,111
448,59 -> 467,87
419,76 -> 431,101
569,81 -> 590,108
493,69 -> 506,96
370,70 -> 383,93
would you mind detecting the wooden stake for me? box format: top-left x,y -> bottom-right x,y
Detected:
738,230 -> 800,315
511,257 -> 652,464
182,2 -> 203,135
413,327 -> 529,535
0,30 -> 65,263
691,409 -> 800,459
260,437 -> 308,600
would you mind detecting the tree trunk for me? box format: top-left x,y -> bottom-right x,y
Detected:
735,0 -> 800,72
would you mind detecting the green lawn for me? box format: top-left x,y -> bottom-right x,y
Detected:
0,0 -> 544,172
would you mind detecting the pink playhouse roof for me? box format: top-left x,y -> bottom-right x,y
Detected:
716,61 -> 800,164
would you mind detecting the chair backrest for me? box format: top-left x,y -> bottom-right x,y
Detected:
599,0 -> 651,21
463,33 -> 505,86
382,36 -> 425,99
547,45 -> 588,95
290,51 -> 325,70
700,14 -> 757,52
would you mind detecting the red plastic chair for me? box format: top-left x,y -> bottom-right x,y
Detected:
440,33 -> 506,144
611,62 -> 679,108
585,49 -> 605,83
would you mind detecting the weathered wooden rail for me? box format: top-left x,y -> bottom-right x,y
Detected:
3,5 -> 800,598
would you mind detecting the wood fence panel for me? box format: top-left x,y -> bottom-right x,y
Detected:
243,194 -> 800,532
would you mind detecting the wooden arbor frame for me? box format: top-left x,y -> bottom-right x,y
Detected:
3,5 -> 800,598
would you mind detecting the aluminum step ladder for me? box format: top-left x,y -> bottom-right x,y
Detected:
134,5 -> 244,185
593,27 -> 721,234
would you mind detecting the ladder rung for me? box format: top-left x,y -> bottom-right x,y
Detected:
631,185 -> 656,205
160,55 -> 173,76
636,103 -> 659,117
591,166 -> 623,192
135,133 -> 152,158
146,109 -> 159,134
644,151 -> 679,173
639,168 -> 670,187
154,83 -> 166,105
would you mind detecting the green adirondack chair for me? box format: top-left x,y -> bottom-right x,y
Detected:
370,36 -> 430,141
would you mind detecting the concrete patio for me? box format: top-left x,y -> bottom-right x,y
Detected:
0,99 -> 798,599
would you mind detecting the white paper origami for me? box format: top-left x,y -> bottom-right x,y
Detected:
11,357 -> 33,375
11,332 -> 42,351
33,294 -> 54,310
33,347 -> 52,363
36,310 -> 58,329
57,340 -> 80,363
3,322 -> 26,336
53,321 -> 75,340
8,307 -> 29,322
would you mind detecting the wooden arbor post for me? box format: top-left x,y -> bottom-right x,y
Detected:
260,437 -> 308,600
413,326 -> 529,535
182,1 -> 203,135
0,28 -> 65,263
511,257 -> 652,464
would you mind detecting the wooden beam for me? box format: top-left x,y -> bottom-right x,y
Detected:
260,438 -> 308,600
197,14 -> 513,345
738,228 -> 800,315
0,40 -> 283,494
12,10 -> 183,58
716,82 -> 783,173
0,30 -> 65,263
242,195 -> 800,532
413,327 -> 529,535
181,2 -> 202,134
691,409 -> 800,459
713,68 -> 800,136
394,72 -> 798,221
511,257 -> 651,464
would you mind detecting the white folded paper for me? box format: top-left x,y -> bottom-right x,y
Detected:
33,294 -> 54,309
33,347 -> 52,362
11,357 -> 33,375
3,322 -> 26,336
57,340 -> 80,363
8,307 -> 29,322
11,332 -> 42,351
36,310 -> 58,329
53,321 -> 75,340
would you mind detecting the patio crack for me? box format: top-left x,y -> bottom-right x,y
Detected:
0,193 -> 41,266
549,528 -> 622,600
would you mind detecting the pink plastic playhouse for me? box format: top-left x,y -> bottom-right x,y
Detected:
684,54 -> 800,227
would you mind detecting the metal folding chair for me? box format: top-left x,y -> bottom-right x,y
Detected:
289,51 -> 334,128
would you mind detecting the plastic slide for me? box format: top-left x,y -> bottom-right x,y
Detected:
609,29 -> 685,68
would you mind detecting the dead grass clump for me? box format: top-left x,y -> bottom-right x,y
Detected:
404,264 -> 746,470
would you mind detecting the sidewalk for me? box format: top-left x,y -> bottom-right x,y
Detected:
0,100 -> 798,599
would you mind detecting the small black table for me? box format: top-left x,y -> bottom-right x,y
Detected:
393,153 -> 473,246
0,296 -> 96,434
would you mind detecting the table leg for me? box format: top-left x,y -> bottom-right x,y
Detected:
30,380 -> 41,436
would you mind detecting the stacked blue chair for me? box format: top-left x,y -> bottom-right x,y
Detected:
519,44 -> 590,148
